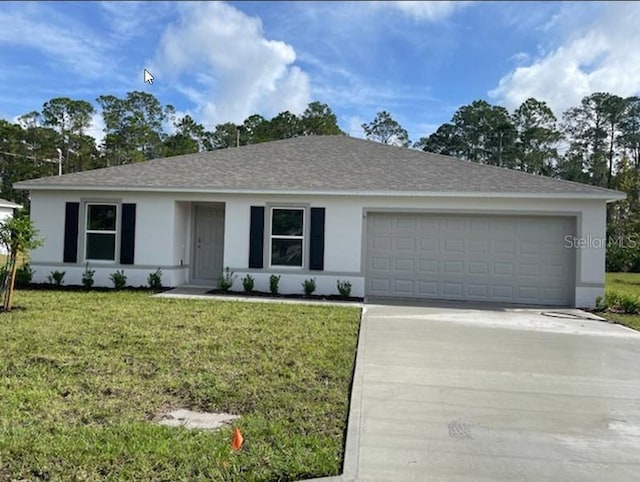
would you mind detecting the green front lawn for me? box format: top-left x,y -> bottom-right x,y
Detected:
0,291 -> 361,481
605,272 -> 640,330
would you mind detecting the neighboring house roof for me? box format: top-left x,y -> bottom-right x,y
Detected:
0,198 -> 21,209
14,135 -> 624,200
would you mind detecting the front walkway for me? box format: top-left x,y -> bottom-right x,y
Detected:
153,286 -> 362,308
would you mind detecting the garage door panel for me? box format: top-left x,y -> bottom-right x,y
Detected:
519,263 -> 540,276
467,284 -> 489,298
467,239 -> 489,254
419,238 -> 439,251
396,217 -> 417,229
418,259 -> 438,273
366,213 -> 575,306
443,260 -> 464,274
519,241 -> 540,255
517,286 -> 539,301
468,261 -> 489,274
418,280 -> 438,295
393,279 -> 414,295
371,236 -> 392,250
395,237 -> 415,250
494,240 -> 516,255
443,239 -> 464,253
492,285 -> 514,299
445,219 -> 465,231
369,278 -> 390,293
443,282 -> 463,297
494,262 -> 515,275
370,257 -> 390,271
394,258 -> 414,272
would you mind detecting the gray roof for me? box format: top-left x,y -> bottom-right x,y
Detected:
15,135 -> 623,198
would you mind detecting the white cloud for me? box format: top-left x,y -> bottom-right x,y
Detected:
151,2 -> 311,126
344,115 -> 366,139
86,111 -> 105,147
383,1 -> 473,22
0,4 -> 108,77
490,3 -> 640,115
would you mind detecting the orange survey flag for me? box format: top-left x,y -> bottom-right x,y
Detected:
231,426 -> 244,451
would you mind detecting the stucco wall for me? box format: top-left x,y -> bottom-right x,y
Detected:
27,190 -> 612,307
29,191 -> 187,287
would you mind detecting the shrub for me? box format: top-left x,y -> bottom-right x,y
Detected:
302,278 -> 316,297
147,268 -> 163,291
619,293 -> 640,314
242,274 -> 255,293
269,274 -> 281,295
336,280 -> 352,297
217,267 -> 236,292
15,263 -> 34,288
47,270 -> 65,287
605,291 -> 620,308
82,263 -> 95,289
595,295 -> 605,311
602,290 -> 640,314
110,270 -> 127,290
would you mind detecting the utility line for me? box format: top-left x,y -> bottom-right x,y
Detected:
0,150 -> 58,163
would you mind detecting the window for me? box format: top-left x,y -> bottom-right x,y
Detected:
85,204 -> 117,261
270,207 -> 304,267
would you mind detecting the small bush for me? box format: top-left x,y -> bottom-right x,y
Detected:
217,267 -> 236,292
604,291 -> 620,310
619,293 -> 640,314
110,270 -> 127,290
47,270 -> 65,287
302,278 -> 316,297
147,268 -> 163,291
602,290 -> 640,314
595,295 -> 605,311
336,280 -> 352,297
242,274 -> 255,293
15,263 -> 34,288
269,274 -> 281,295
82,263 -> 95,289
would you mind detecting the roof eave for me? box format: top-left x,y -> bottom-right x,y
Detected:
14,183 -> 625,201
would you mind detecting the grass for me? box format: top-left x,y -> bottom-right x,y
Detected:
604,272 -> 640,331
0,290 -> 361,481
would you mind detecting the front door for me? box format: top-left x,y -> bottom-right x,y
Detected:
193,205 -> 224,283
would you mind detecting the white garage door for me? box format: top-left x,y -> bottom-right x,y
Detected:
365,213 -> 575,306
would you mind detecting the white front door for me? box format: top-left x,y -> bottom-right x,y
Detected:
193,205 -> 224,283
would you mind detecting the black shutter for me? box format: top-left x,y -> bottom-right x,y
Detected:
248,206 -> 265,268
309,207 -> 325,271
63,202 -> 79,263
120,203 -> 136,265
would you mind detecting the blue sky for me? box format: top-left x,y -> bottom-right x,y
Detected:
1,1 -> 639,144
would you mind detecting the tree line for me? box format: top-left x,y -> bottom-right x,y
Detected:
1,91 -> 638,271
0,93 -> 343,206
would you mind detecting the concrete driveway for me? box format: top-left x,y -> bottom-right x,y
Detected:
341,302 -> 640,482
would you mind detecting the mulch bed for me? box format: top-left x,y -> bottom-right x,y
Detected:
206,289 -> 363,303
18,284 -> 172,293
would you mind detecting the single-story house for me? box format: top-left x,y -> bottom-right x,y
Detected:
15,135 -> 624,307
0,198 -> 22,255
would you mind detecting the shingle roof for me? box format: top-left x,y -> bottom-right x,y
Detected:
15,135 -> 622,198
